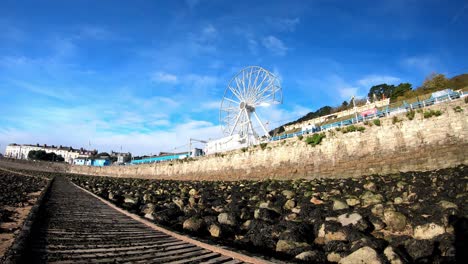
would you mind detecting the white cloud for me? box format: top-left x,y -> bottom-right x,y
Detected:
185,74 -> 217,89
262,36 -> 288,56
151,71 -> 178,84
357,75 -> 400,87
402,55 -> 438,73
338,87 -> 359,99
268,17 -> 300,32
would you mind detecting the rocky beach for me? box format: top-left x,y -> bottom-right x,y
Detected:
0,168 -> 48,258
68,165 -> 467,263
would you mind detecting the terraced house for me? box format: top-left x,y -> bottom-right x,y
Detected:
4,143 -> 94,164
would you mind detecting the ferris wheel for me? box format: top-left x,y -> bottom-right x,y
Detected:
220,66 -> 282,145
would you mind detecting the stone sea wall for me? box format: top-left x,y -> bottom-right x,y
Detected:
69,100 -> 468,181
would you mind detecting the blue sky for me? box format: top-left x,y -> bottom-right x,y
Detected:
1,0 -> 467,155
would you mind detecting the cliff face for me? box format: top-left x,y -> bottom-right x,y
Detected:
69,99 -> 468,181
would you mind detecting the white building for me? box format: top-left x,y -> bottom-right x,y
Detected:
4,143 -> 95,164
205,134 -> 249,155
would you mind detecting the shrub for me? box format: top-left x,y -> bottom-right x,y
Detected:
373,119 -> 381,126
357,126 -> 366,132
392,116 -> 400,124
406,110 -> 415,120
342,125 -> 357,133
259,143 -> 268,150
241,147 -> 248,153
363,121 -> 372,126
423,109 -> 443,118
297,135 -> 303,140
453,106 -> 463,112
305,133 -> 326,146
335,127 -> 341,131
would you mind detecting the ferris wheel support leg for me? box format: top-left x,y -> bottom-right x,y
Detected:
253,111 -> 270,138
246,110 -> 256,145
229,110 -> 243,136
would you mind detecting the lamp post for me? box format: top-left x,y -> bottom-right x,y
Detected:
352,96 -> 358,123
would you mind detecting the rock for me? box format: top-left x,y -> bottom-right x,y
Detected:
338,213 -> 363,226
282,190 -> 295,199
259,201 -> 281,214
370,217 -> 386,231
284,199 -> 296,210
404,239 -> 434,260
346,197 -> 360,206
438,200 -> 458,210
241,220 -> 251,230
384,246 -> 403,264
413,223 -> 445,239
383,210 -> 407,231
208,224 -> 221,237
361,191 -> 384,207
172,197 -> 184,210
310,196 -> 324,205
217,212 -> 237,226
333,199 -> 349,210
188,188 -> 198,196
371,204 -> 384,217
141,203 -> 156,219
285,213 -> 298,221
276,239 -> 310,253
188,196 -> 196,207
143,193 -> 153,202
364,181 -> 377,192
291,207 -> 301,214
328,252 -> 342,263
295,250 -> 324,262
317,224 -> 347,243
124,195 -> 138,204
339,246 -> 381,264
183,217 -> 204,232
393,197 -> 403,205
254,208 -> 279,222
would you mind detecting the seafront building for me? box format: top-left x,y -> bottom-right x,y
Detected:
4,143 -> 95,164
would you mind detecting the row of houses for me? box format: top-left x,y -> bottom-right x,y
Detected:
4,143 -> 131,167
4,143 -> 96,164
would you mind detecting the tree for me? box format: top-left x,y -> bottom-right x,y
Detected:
341,100 -> 349,107
367,84 -> 395,100
391,83 -> 412,101
422,73 -> 450,91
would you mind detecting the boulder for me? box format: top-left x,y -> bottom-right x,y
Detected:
310,196 -> 324,205
384,246 -> 403,264
172,197 -> 184,210
361,192 -> 384,207
438,200 -> 457,210
183,217 -> 205,232
339,246 -> 381,264
364,181 -> 377,192
217,212 -> 237,226
383,210 -> 407,231
208,224 -> 222,237
333,199 -> 349,210
338,213 -> 363,226
346,197 -> 360,206
295,250 -> 325,262
282,190 -> 296,199
413,223 -> 445,239
283,199 -> 296,210
276,239 -> 310,253
254,208 -> 279,222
